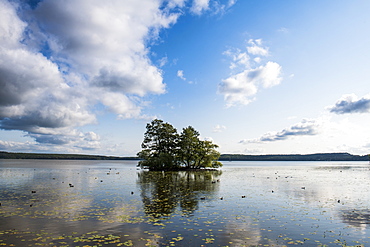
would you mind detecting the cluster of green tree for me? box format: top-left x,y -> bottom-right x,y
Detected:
219,153 -> 369,161
0,151 -> 138,160
137,119 -> 222,171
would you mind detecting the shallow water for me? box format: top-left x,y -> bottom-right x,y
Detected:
0,159 -> 370,246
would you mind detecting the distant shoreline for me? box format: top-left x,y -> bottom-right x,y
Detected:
219,153 -> 369,162
0,151 -> 139,160
0,151 -> 368,162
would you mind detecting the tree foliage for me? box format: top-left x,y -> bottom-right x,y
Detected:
137,119 -> 222,171
137,119 -> 179,170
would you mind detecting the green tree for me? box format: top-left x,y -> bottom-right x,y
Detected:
195,140 -> 223,169
177,126 -> 222,169
177,126 -> 201,169
137,119 -> 179,170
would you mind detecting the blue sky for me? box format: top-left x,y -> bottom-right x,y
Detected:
1,0 -> 370,156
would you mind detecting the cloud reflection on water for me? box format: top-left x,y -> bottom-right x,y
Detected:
1,160 -> 370,246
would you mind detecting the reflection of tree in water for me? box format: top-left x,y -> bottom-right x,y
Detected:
137,170 -> 222,217
340,209 -> 370,228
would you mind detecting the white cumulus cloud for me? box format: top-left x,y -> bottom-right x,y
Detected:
328,93 -> 370,114
247,39 -> 269,56
241,119 -> 321,144
213,124 -> 226,133
219,39 -> 282,107
191,0 -> 210,15
0,0 -> 184,149
177,70 -> 186,80
0,0 -> 240,152
190,0 -> 237,15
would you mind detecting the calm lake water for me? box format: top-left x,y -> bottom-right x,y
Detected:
1,160 -> 370,246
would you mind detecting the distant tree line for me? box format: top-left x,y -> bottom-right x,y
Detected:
219,153 -> 369,161
0,151 -> 138,160
137,119 -> 222,171
1,149 -> 368,162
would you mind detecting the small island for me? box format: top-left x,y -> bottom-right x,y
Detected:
137,119 -> 222,171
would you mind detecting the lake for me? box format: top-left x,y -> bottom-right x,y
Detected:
0,160 -> 369,246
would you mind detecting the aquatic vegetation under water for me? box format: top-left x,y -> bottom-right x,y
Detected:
0,160 -> 370,246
